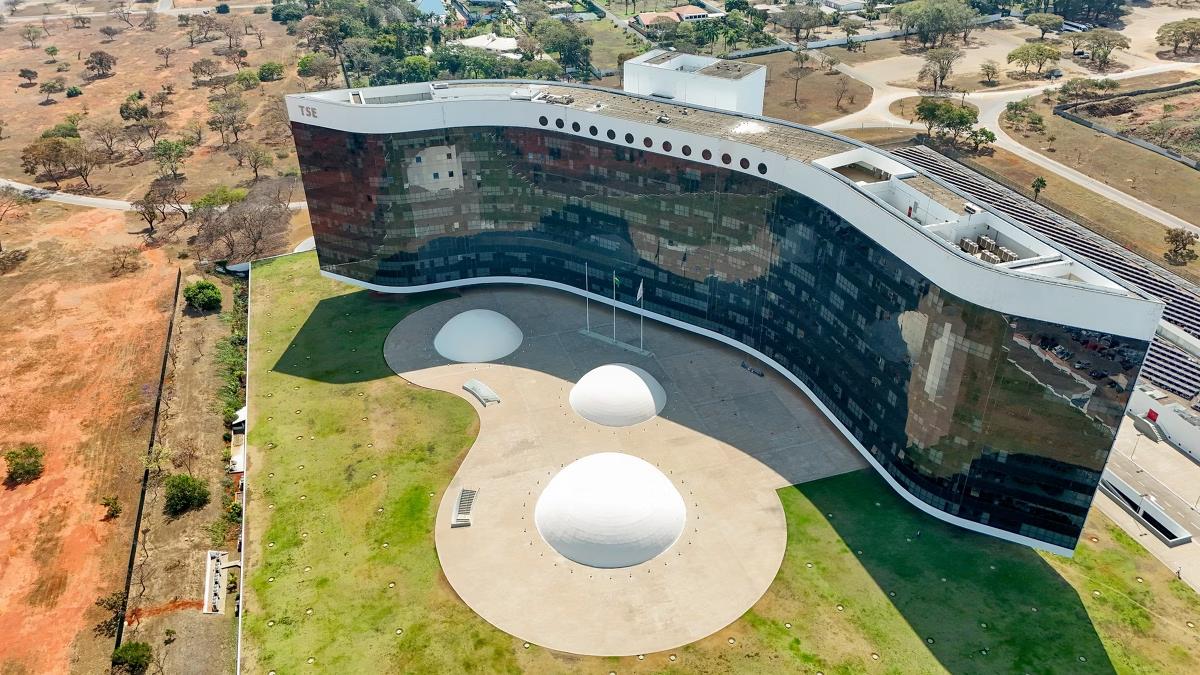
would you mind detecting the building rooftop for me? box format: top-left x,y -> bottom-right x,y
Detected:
629,49 -> 765,81
291,80 -> 1155,300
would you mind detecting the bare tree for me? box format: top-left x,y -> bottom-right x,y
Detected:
834,76 -> 850,109
154,46 -> 176,68
109,245 -> 142,276
109,4 -> 134,28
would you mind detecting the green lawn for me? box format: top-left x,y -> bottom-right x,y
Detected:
245,252 -> 1200,673
582,19 -> 647,72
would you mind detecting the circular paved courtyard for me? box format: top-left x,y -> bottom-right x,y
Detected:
383,286 -> 863,656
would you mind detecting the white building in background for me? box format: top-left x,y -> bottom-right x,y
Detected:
822,0 -> 866,10
621,50 -> 767,116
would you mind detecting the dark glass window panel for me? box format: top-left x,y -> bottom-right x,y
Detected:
294,122 -> 1149,550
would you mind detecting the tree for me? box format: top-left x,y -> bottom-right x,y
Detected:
85,50 -> 117,77
919,47 -> 962,91
139,8 -> 158,31
150,89 -> 173,115
207,93 -> 249,145
21,137 -> 69,185
1031,176 -> 1047,202
4,444 -> 44,485
783,66 -> 807,104
1156,19 -> 1200,55
44,45 -> 58,62
1007,43 -> 1060,74
38,77 -> 65,103
101,496 -> 123,519
967,126 -> 996,152
20,24 -> 42,48
63,139 -> 104,188
234,69 -> 259,91
119,91 -> 150,121
889,0 -> 978,49
1165,228 -> 1199,264
154,46 -> 176,68
979,60 -> 999,85
834,75 -> 851,109
184,279 -> 222,311
1086,29 -> 1130,70
1025,13 -> 1064,39
257,61 -> 283,82
191,58 -> 221,83
778,6 -> 824,43
99,25 -> 120,42
915,97 -> 950,134
297,52 -> 339,88
94,591 -> 127,638
111,641 -> 152,675
18,68 -> 37,85
164,473 -> 211,515
152,140 -> 188,179
109,4 -> 134,28
5,0 -> 23,16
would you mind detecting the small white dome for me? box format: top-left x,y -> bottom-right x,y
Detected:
433,309 -> 523,363
535,453 -> 686,568
569,364 -> 666,427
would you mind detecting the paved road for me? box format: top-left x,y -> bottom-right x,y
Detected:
1,177 -> 306,211
1107,451 -> 1200,539
6,2 -> 267,22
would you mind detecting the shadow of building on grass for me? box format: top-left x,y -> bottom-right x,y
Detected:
792,470 -> 1115,674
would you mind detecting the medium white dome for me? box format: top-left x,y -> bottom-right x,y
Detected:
569,364 -> 666,427
534,453 -> 686,568
433,309 -> 523,363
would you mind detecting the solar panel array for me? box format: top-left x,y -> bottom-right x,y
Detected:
892,145 -> 1200,400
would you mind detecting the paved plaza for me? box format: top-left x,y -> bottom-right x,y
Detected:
383,286 -> 865,656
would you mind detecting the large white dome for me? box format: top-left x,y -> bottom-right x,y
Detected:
569,364 -> 666,427
433,309 -> 523,363
535,453 -> 686,569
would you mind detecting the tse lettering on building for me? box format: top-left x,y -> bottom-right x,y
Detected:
298,105 -> 319,118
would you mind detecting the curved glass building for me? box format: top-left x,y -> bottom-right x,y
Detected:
287,80 -> 1162,554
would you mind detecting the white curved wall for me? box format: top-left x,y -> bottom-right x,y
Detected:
287,87 -> 1162,340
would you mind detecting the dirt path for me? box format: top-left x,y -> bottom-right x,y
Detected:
0,206 -> 175,674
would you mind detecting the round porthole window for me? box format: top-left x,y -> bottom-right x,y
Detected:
740,158 -> 750,170
625,133 -> 635,144
555,119 -> 565,129
643,137 -> 653,148
702,149 -> 712,160
662,141 -> 672,152
572,122 -> 581,132
757,163 -> 767,175
538,116 -> 548,127
721,153 -> 732,165
607,129 -> 616,140
589,125 -> 598,136
682,145 -> 692,156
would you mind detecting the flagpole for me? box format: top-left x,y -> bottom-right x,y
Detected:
584,261 -> 590,333
612,271 -> 617,341
639,295 -> 644,351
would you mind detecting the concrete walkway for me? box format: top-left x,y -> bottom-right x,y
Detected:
385,286 -> 864,656
0,177 -> 307,212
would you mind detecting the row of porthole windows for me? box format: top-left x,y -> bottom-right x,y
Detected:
538,115 -> 768,175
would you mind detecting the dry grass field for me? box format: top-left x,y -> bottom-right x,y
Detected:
1000,71 -> 1200,227
747,50 -> 872,126
0,9 -> 305,201
0,202 -> 176,674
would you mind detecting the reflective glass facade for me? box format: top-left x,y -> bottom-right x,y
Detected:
294,122 -> 1148,550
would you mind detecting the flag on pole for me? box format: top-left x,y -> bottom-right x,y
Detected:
636,280 -> 644,302
613,273 -> 620,286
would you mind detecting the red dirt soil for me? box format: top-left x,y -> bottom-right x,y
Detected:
125,599 -> 205,625
0,207 -> 175,674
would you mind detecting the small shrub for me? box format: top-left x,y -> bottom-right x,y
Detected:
257,61 -> 284,82
253,5 -> 268,13
183,280 -> 222,311
101,496 -> 123,519
111,641 -> 152,675
56,62 -> 71,72
66,86 -> 83,98
4,444 -> 45,485
163,474 -> 210,516
215,3 -> 230,12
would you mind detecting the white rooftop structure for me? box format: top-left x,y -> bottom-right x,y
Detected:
569,363 -> 667,426
534,452 -> 687,568
434,309 -> 523,362
622,49 -> 767,115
